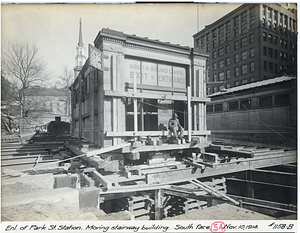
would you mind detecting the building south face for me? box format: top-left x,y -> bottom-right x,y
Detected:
193,3 -> 297,95
71,28 -> 210,148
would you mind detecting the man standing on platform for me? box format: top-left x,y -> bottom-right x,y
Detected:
168,113 -> 184,139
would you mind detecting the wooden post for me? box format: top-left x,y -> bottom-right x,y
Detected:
155,189 -> 163,220
133,73 -> 138,137
247,171 -> 255,198
140,99 -> 144,131
187,86 -> 192,142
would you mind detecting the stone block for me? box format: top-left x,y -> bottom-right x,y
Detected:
124,152 -> 140,160
79,186 -> 99,209
54,174 -> 78,189
157,140 -> 163,146
132,141 -> 142,148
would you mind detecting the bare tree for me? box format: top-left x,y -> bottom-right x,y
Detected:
2,41 -> 48,117
56,66 -> 73,117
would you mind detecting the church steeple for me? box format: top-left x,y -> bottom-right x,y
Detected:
74,17 -> 86,79
78,17 -> 83,47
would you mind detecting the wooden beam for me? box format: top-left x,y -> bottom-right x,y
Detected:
162,188 -> 206,200
133,72 -> 138,136
91,170 -> 112,189
183,158 -> 205,169
145,151 -> 296,185
190,179 -> 239,205
126,82 -> 187,93
106,130 -> 210,137
155,189 -> 163,220
104,90 -> 210,103
187,86 -> 192,142
130,143 -> 201,153
85,142 -> 131,157
226,177 -> 296,189
78,172 -> 95,187
227,194 -> 297,215
205,145 -> 254,158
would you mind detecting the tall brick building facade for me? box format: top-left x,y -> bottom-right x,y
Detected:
193,3 -> 297,94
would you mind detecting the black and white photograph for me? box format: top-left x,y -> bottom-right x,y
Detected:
1,2 -> 297,231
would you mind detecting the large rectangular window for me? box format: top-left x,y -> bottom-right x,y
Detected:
229,101 -> 238,110
240,99 -> 251,110
249,34 -> 255,43
226,70 -> 230,79
215,104 -> 223,112
274,93 -> 290,106
234,41 -> 239,50
225,45 -> 230,54
235,67 -> 239,77
259,95 -> 272,107
268,48 -> 273,58
219,72 -> 224,81
241,64 -> 247,75
218,48 -> 224,57
241,37 -> 247,47
250,62 -> 255,72
263,32 -> 267,41
241,51 -> 247,60
213,51 -> 217,59
263,46 -> 267,56
219,60 -> 224,68
268,34 -> 273,43
250,48 -> 254,57
207,105 -> 213,112
226,57 -> 230,66
234,54 -> 239,63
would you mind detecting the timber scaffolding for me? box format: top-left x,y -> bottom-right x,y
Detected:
62,137 -> 297,220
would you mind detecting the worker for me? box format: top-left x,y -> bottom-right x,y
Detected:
168,113 -> 184,139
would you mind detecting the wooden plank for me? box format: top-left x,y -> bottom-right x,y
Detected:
106,130 -> 210,137
146,152 -> 296,186
91,170 -> 112,189
227,194 -> 297,213
187,86 -> 192,142
183,159 -> 205,169
104,89 -> 210,103
226,177 -> 296,189
85,142 -> 131,157
205,145 -> 254,158
162,188 -> 207,200
130,143 -> 201,153
79,172 -> 95,187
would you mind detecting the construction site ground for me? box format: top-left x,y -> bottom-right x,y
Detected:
2,167 -> 279,221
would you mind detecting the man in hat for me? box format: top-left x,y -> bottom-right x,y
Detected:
168,113 -> 184,139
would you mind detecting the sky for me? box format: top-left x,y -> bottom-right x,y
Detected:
1,3 -> 241,85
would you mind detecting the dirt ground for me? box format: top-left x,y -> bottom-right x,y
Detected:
1,168 -> 282,221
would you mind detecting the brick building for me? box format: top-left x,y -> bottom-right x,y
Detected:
193,3 -> 297,94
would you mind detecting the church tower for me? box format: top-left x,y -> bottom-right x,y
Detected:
74,18 -> 86,79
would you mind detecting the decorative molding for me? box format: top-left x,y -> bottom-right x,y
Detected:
102,37 -> 190,59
